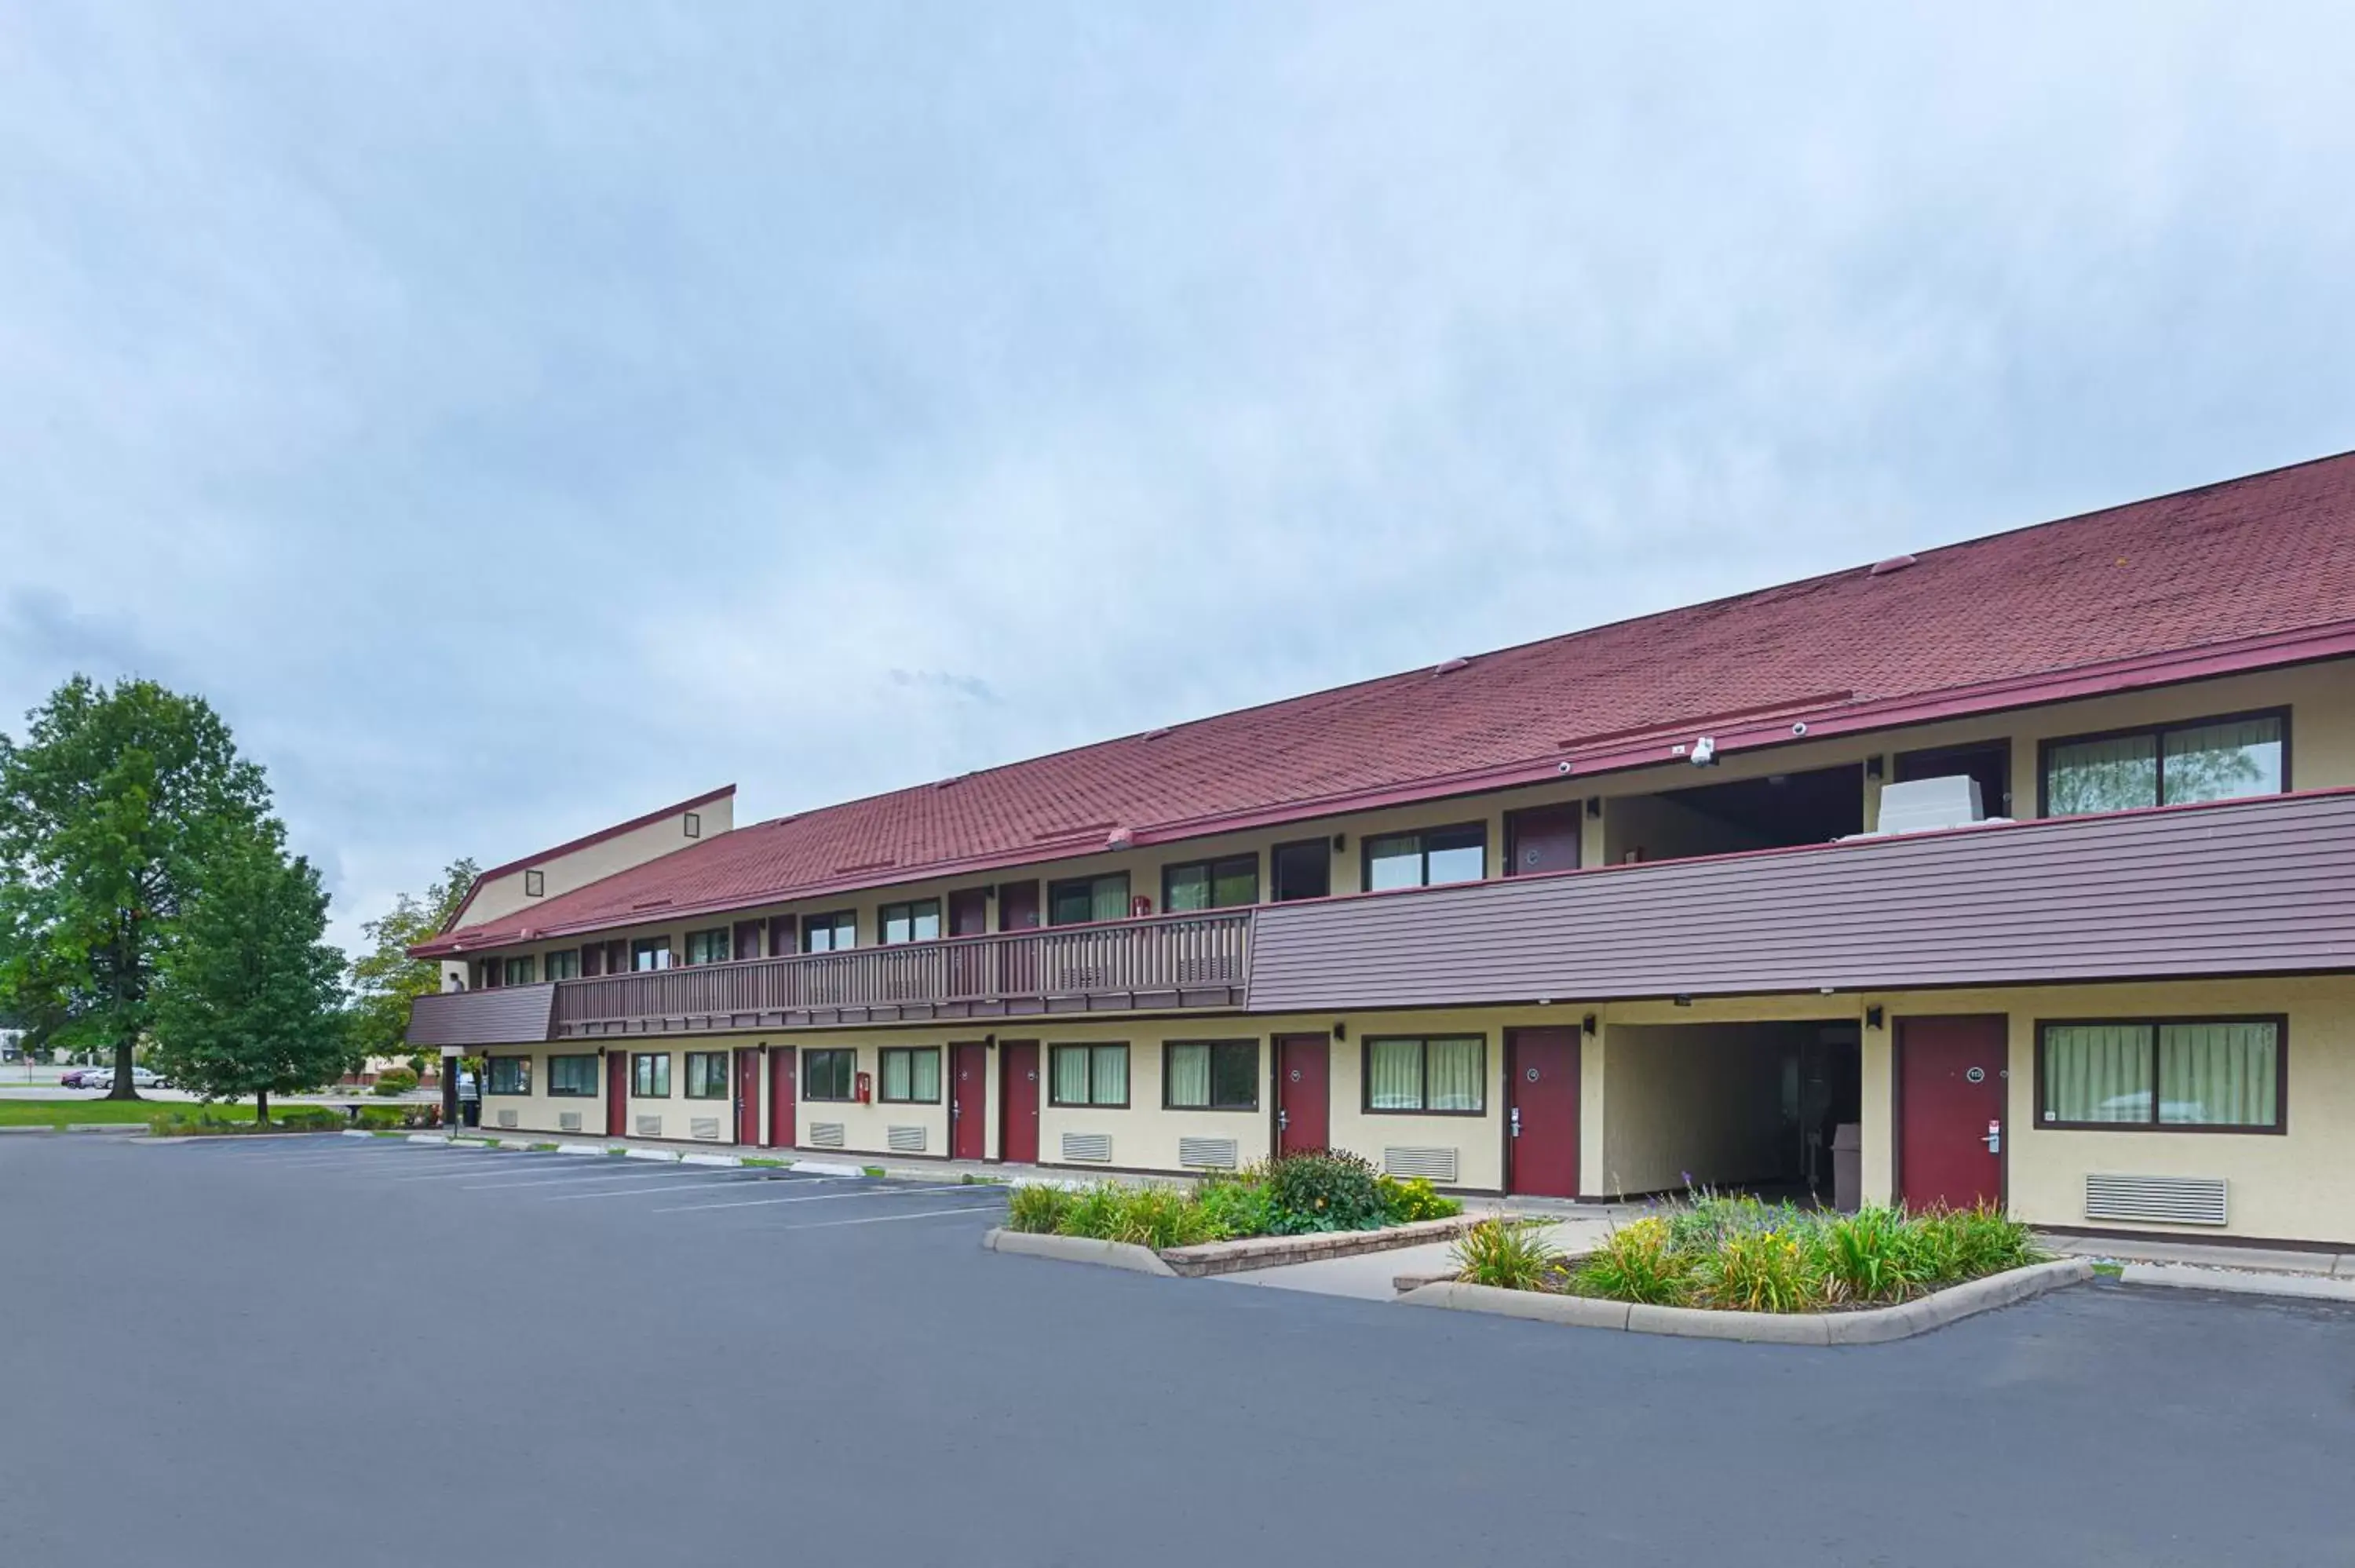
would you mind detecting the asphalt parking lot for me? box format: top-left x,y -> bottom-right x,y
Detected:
4,1133 -> 2350,1568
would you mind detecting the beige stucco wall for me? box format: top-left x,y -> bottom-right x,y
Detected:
460,792 -> 736,934
476,1048 -> 606,1138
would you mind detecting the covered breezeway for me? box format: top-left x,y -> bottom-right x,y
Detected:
1592,1019 -> 1860,1202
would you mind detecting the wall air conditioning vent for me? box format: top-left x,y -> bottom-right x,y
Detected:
1178,1137 -> 1238,1171
635,1115 -> 663,1139
1061,1132 -> 1113,1164
888,1125 -> 927,1154
2086,1173 -> 2228,1227
495,1110 -> 518,1129
557,1112 -> 582,1133
809,1122 -> 846,1149
1384,1146 -> 1459,1183
690,1118 -> 721,1142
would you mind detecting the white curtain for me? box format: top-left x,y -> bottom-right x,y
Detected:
881,1051 -> 911,1101
2042,1024 -> 2152,1122
908,1048 -> 942,1103
2159,1022 -> 2277,1126
1166,1043 -> 1211,1107
1367,1039 -> 1422,1109
2161,718 -> 2283,804
1090,1045 -> 1128,1105
1426,1037 -> 1484,1112
2046,735 -> 2158,815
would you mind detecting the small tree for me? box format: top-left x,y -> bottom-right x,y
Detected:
150,826 -> 345,1121
345,858 -> 477,1070
0,677 -> 271,1099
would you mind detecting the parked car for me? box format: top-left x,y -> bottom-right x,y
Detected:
59,1066 -> 98,1088
82,1066 -> 167,1092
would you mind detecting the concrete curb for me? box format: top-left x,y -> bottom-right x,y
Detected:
340,1129 -> 371,1139
681,1152 -> 742,1169
625,1147 -> 683,1162
1160,1216 -> 1481,1278
0,1124 -> 59,1135
1399,1260 -> 2094,1344
65,1123 -> 147,1135
2120,1263 -> 2355,1304
555,1143 -> 610,1157
405,1133 -> 451,1145
983,1227 -> 1178,1277
790,1161 -> 866,1178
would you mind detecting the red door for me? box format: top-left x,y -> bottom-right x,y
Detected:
951,1041 -> 989,1161
604,1049 -> 629,1138
1506,1028 -> 1579,1197
1506,804 -> 1583,876
1897,1016 -> 2008,1211
1275,1034 -> 1330,1155
767,1048 -> 796,1150
999,1041 -> 1039,1164
734,1048 -> 762,1145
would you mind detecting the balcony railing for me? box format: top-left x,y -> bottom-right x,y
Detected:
546,908 -> 1254,1037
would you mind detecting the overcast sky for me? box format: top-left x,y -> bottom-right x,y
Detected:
5,3 -> 2353,954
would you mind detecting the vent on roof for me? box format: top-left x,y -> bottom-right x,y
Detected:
1868,553 -> 1919,577
1033,821 -> 1117,842
1141,726 -> 1174,740
831,858 -> 896,875
933,773 -> 973,790
1432,656 -> 1471,675
630,898 -> 673,911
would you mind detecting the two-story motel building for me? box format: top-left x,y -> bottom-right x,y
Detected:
409,453 -> 2355,1246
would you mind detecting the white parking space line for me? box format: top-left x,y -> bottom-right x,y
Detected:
461,1171 -> 860,1192
538,1176 -> 783,1202
650,1183 -> 981,1215
772,1204 -> 1009,1231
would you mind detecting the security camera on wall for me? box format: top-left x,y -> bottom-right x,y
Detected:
1689,736 -> 1718,766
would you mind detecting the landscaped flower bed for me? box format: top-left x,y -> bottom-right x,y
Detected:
1006,1150 -> 1462,1248
1451,1192 -> 2044,1312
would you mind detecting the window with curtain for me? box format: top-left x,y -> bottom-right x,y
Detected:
1162,856 -> 1258,913
2039,1018 -> 2281,1129
1163,1041 -> 1258,1110
684,928 -> 732,965
1050,1043 -> 1130,1107
549,1055 -> 598,1096
1364,1036 -> 1485,1114
630,1053 -> 671,1098
501,956 -> 536,985
802,1048 -> 856,1101
2044,712 -> 2284,816
1364,824 -> 1486,892
684,1052 -> 730,1099
879,1046 -> 942,1103
543,948 -> 580,981
879,900 -> 942,946
1049,874 -> 1131,926
801,912 -> 857,953
487,1056 -> 531,1095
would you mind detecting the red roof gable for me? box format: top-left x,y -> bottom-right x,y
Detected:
419,452 -> 2355,956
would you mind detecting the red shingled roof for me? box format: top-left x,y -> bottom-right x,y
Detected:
418,451 -> 2355,956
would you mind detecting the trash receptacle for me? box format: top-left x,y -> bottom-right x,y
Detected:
1831,1122 -> 1862,1213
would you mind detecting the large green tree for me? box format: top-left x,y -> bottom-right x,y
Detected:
150,826 -> 345,1120
0,677 -> 272,1099
345,857 -> 477,1071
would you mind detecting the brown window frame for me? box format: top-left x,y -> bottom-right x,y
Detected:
802,1048 -> 856,1103
523,869 -> 546,898
630,939 -> 673,972
630,1052 -> 672,1098
542,947 -> 581,982
683,928 -> 732,966
878,1045 -> 943,1104
801,911 -> 857,954
1048,1043 -> 1131,1108
1161,1040 -> 1259,1112
683,1051 -> 731,1099
878,899 -> 942,946
2037,706 -> 2291,818
501,955 -> 536,986
485,1056 -> 531,1096
2032,1015 -> 2287,1134
1360,1034 -> 1488,1117
1047,873 -> 1130,927
1161,855 -> 1258,913
1361,822 -> 1487,892
548,1054 -> 599,1097
1269,837 -> 1332,903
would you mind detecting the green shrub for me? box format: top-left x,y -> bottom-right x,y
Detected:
1197,1176 -> 1278,1239
1817,1206 -> 1920,1304
273,1107 -> 345,1131
1050,1183 -> 1126,1238
1572,1217 -> 1692,1304
1109,1184 -> 1223,1248
371,1067 -> 420,1097
1452,1217 -> 1565,1292
1377,1175 -> 1462,1224
1262,1150 -> 1386,1234
1696,1229 -> 1825,1313
353,1104 -> 414,1130
1901,1205 -> 2039,1284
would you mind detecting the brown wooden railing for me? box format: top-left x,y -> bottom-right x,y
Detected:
544,908 -> 1253,1035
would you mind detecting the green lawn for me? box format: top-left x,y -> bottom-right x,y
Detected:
0,1099 -> 173,1128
